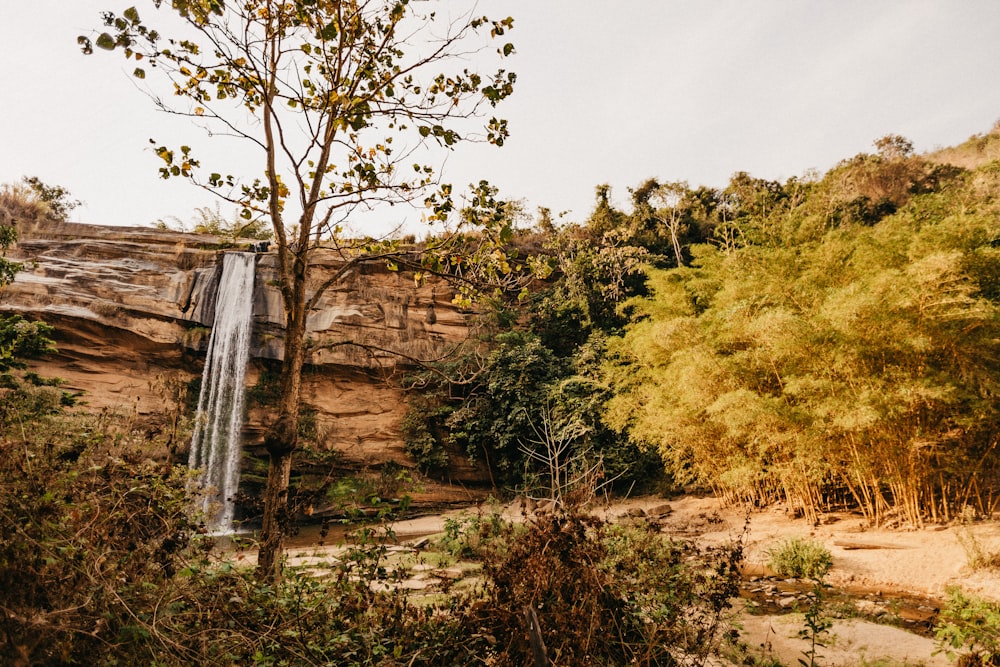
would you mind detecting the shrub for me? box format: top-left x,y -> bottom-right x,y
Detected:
958,528 -> 1000,571
0,411 -> 483,666
0,182 -> 50,228
0,314 -> 56,372
0,415 -> 204,665
400,393 -> 454,477
474,511 -> 743,666
935,587 -> 1000,666
0,373 -> 68,426
766,537 -> 833,579
436,502 -> 513,560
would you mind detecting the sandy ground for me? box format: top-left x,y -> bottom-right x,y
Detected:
600,495 -> 1000,601
737,612 -> 951,667
262,495 -> 1000,666
604,496 -> 1000,666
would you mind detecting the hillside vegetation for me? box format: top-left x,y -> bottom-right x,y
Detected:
413,128 -> 1000,527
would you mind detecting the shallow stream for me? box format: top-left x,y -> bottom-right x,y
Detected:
740,575 -> 940,637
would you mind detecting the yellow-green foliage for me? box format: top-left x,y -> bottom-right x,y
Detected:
766,537 -> 833,580
935,587 -> 1000,665
603,152 -> 1000,525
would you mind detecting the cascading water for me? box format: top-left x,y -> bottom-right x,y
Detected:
189,252 -> 256,533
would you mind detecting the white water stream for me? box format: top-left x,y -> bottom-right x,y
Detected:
189,252 -> 256,533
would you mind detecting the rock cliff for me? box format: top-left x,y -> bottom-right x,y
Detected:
1,221 -> 489,508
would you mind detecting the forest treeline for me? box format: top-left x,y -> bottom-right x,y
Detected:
410,129 -> 1000,526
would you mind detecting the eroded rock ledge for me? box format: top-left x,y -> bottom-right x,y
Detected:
1,220 -> 487,490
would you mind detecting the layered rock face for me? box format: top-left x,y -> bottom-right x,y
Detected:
1,221 -> 486,490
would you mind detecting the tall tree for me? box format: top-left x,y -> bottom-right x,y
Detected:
82,0 -> 516,580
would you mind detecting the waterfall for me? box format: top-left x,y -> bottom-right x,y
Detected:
189,252 -> 256,533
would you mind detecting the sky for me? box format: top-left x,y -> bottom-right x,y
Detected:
2,1 -> 1000,235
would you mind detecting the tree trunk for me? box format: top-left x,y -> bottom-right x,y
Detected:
257,449 -> 293,579
255,283 -> 307,582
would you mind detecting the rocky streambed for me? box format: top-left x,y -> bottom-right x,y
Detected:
740,574 -> 941,637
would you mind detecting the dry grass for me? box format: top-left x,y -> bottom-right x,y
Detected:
926,122 -> 1000,170
958,527 -> 1000,571
0,183 -> 50,228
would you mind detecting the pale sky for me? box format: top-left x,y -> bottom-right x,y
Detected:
2,2 -> 1000,235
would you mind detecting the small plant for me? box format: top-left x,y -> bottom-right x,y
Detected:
956,509 -> 1000,571
180,325 -> 211,350
798,579 -> 834,667
957,529 -> 1000,571
91,299 -> 124,317
934,586 -> 1000,666
766,537 -> 833,579
437,501 -> 512,560
245,364 -> 282,406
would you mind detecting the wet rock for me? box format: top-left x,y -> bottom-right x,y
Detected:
855,599 -> 887,618
648,503 -> 673,517
432,567 -> 465,580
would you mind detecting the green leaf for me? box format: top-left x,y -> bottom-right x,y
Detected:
320,21 -> 338,41
95,33 -> 116,51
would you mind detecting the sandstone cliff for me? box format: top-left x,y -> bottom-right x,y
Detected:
1,221 -> 489,509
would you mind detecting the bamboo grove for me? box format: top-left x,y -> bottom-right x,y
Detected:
600,131 -> 1000,525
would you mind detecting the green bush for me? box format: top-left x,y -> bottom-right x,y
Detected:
436,502 -> 513,560
766,537 -> 833,579
0,373 -> 67,425
935,586 -> 1000,666
401,399 -> 451,476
